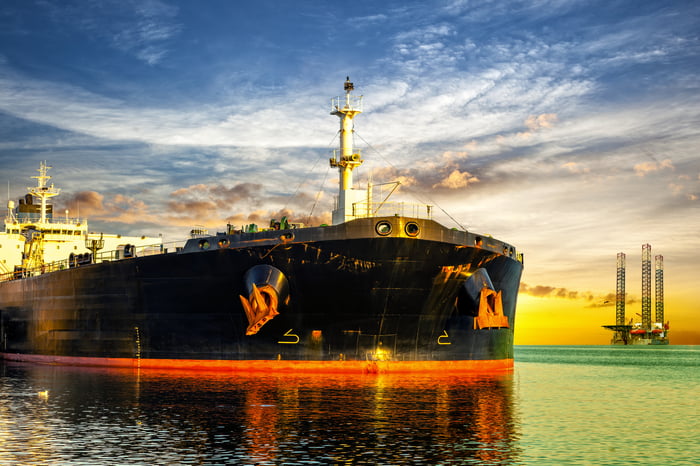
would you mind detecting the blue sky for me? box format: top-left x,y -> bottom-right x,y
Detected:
1,0 -> 699,341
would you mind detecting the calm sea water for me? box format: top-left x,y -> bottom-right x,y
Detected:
1,346 -> 698,465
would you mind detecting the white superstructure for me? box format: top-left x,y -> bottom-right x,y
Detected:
1,162 -> 161,278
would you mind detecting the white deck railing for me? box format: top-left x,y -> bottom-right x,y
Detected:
0,241 -> 185,283
351,201 -> 433,220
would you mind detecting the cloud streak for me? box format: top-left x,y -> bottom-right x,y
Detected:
519,283 -> 639,309
42,0 -> 181,65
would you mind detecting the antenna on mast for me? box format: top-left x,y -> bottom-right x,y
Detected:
28,161 -> 60,224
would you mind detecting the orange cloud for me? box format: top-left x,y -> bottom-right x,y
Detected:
102,194 -> 154,224
222,208 -> 330,228
634,158 -> 673,176
561,161 -> 589,174
668,183 -> 684,195
57,191 -> 157,225
525,113 -> 558,130
163,182 -> 329,229
519,282 -> 633,308
370,166 -> 417,187
432,169 -> 479,189
517,113 -> 558,139
171,182 -> 262,204
440,150 -> 469,163
60,191 -> 105,217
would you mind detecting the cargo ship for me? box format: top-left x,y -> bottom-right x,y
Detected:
0,79 -> 524,373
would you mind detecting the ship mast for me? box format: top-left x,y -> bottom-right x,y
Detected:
28,161 -> 60,224
330,77 -> 364,224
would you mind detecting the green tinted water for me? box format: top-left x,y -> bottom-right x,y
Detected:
514,346 -> 699,465
0,346 -> 697,464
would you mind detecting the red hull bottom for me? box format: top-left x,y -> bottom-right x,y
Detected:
1,352 -> 513,374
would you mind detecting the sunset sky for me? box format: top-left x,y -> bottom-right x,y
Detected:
1,0 -> 698,344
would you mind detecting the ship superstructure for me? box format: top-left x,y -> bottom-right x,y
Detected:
1,79 -> 524,373
1,162 -> 162,279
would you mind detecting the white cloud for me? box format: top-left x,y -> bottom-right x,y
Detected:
394,23 -> 454,43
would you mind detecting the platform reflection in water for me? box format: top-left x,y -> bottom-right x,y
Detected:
0,363 -> 518,464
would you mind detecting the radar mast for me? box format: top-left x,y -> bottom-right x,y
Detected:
330,77 -> 365,224
28,161 -> 60,224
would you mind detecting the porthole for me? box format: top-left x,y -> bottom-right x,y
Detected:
199,239 -> 210,250
218,238 -> 230,248
404,222 -> 420,237
474,236 -> 483,247
375,221 -> 392,236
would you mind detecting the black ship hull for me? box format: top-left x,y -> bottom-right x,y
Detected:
1,217 -> 523,373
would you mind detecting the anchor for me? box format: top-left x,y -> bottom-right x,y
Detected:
458,268 -> 510,329
473,287 -> 509,330
240,283 -> 281,335
239,265 -> 289,335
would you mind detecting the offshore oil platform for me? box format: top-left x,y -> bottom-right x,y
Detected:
602,244 -> 669,345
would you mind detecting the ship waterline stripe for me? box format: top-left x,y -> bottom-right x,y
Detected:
1,353 -> 513,373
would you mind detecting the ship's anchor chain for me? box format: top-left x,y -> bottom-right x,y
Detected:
239,265 -> 290,335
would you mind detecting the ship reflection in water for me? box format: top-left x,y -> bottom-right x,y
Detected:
0,363 -> 519,464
